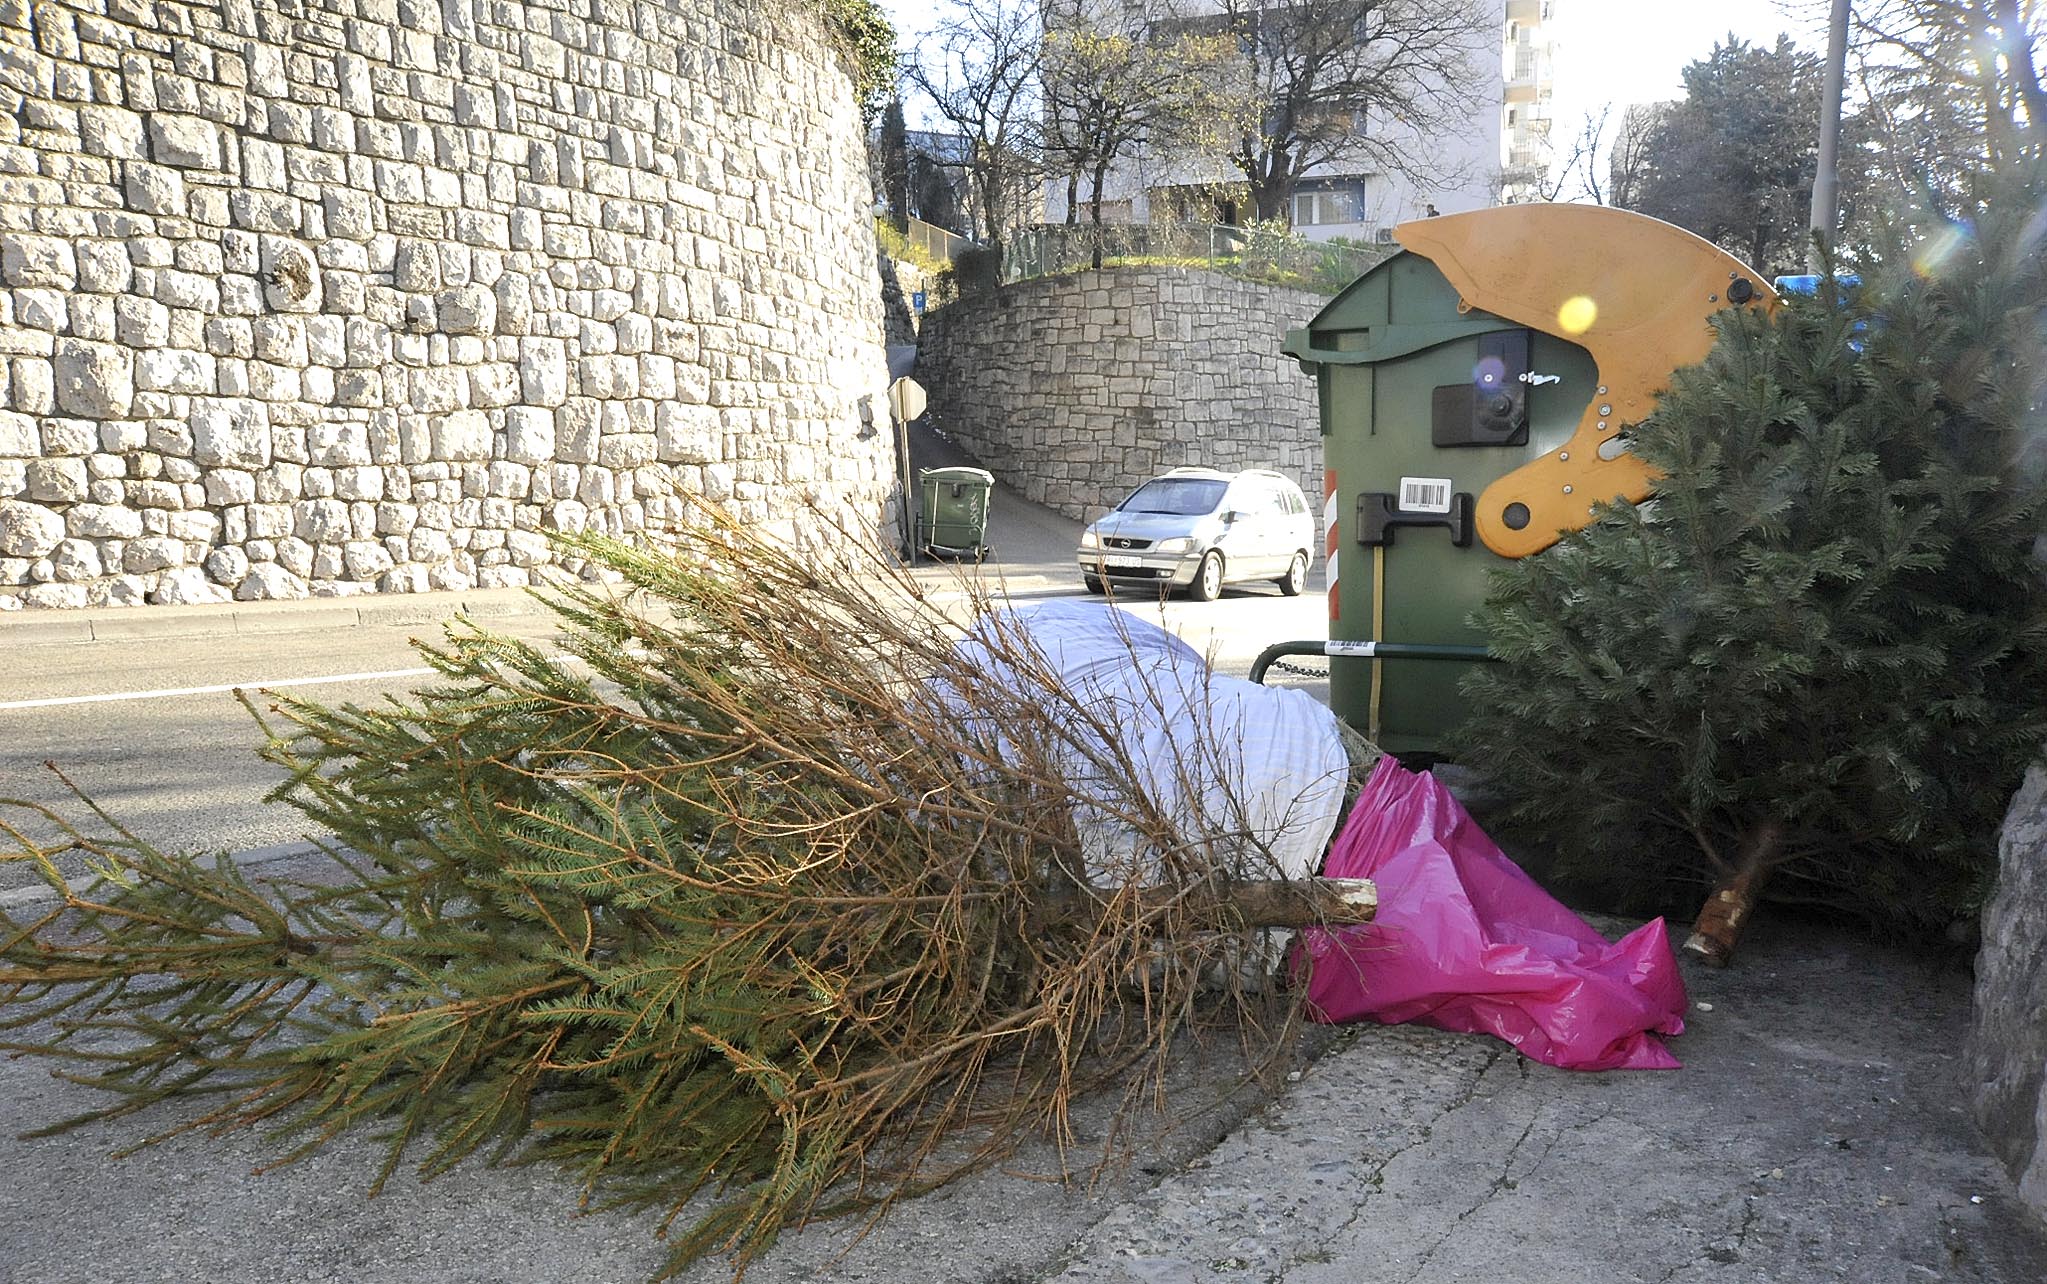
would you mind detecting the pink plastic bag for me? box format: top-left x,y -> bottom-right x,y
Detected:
1299,756 -> 1688,1071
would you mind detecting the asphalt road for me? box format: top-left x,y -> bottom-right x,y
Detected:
1,451 -> 1333,893
0,608 -> 573,885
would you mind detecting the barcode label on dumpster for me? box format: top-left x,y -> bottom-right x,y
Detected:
1399,477 -> 1453,513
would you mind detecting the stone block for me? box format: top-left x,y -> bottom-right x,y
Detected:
64,503 -> 143,539
25,457 -> 86,502
156,565 -> 232,604
294,497 -> 351,543
52,339 -> 133,418
342,539 -> 393,579
135,347 -> 216,394
437,282 -> 495,336
0,499 -> 63,557
123,162 -> 186,215
191,400 -> 271,467
203,545 -> 249,584
430,409 -> 490,460
519,337 -> 569,406
502,405 -> 554,465
260,239 -> 321,312
336,465 -> 384,501
49,537 -> 100,581
655,401 -> 720,464
23,581 -> 88,609
116,296 -> 170,347
1,234 -> 76,289
393,241 -> 438,292
79,105 -> 147,160
461,365 -> 514,412
167,509 -> 217,541
16,288 -> 68,332
148,113 -> 224,168
307,422 -> 371,466
122,534 -> 185,572
236,562 -> 308,600
203,469 -> 256,506
0,410 -> 32,455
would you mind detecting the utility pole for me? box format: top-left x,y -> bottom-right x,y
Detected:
1809,0 -> 1851,271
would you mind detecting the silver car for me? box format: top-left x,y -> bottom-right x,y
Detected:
1078,467 -> 1316,601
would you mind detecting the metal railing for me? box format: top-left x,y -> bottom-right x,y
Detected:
1001,222 -> 1389,294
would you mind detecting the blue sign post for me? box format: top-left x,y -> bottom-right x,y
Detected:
911,290 -> 926,314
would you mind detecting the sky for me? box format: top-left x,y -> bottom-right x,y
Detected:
875,0 -> 1832,143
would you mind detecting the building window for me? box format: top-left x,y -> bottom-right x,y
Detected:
1292,184 -> 1364,226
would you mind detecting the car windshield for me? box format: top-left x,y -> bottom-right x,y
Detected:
1118,478 -> 1226,516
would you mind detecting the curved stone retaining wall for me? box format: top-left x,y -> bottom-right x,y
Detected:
0,0 -> 892,609
916,267 -> 1324,522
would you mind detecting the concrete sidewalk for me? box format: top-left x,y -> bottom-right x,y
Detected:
4,910 -> 2040,1283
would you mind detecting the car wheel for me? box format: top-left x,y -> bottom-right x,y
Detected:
1083,574 -> 1106,595
1188,551 -> 1223,602
1276,551 -> 1308,597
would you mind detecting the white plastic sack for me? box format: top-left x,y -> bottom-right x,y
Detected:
951,600 -> 1349,886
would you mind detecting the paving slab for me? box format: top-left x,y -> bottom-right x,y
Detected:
4,908 -> 2038,1283
1041,917 -> 2047,1284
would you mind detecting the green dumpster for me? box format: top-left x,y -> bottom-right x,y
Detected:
916,466 -> 994,558
1283,256 -> 1597,755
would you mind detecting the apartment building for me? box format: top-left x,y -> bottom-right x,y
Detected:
1044,0 -> 1559,241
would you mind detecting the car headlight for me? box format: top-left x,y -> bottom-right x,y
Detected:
1153,536 -> 1195,554
1080,529 -> 1100,549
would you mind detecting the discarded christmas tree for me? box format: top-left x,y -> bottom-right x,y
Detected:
1455,155 -> 2047,963
1,516 -> 1371,1278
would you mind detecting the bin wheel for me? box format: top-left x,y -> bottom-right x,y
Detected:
1188,551 -> 1224,602
1276,551 -> 1308,597
1083,575 -> 1106,595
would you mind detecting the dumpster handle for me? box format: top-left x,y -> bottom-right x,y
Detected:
1249,640 -> 1495,685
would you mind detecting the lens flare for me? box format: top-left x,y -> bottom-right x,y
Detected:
1557,295 -> 1597,335
2019,199 -> 2047,260
1912,221 -> 1972,279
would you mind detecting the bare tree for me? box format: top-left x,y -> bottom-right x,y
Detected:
903,0 -> 1045,256
1509,105 -> 1608,204
1042,0 -> 1248,264
1160,0 -> 1493,223
1830,0 -> 2044,203
1606,102 -> 1668,211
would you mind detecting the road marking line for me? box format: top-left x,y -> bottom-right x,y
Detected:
0,667 -> 438,710
2,653 -> 604,711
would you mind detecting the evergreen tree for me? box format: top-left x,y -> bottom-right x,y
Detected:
1,520 -> 1359,1277
1620,36 -> 1828,277
879,97 -> 911,233
1455,153 -> 2047,962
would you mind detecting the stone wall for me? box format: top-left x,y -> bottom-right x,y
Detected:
1973,762 -> 2047,1222
879,254 -> 930,348
0,0 -> 893,609
916,267 -> 1324,521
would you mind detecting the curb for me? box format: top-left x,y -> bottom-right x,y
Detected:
1,586 -> 558,645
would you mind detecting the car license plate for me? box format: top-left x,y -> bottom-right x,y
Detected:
1102,554 -> 1144,568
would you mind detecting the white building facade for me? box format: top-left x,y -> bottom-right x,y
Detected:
1044,0 -> 1559,242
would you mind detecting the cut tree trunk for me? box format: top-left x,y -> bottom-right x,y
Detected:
1682,822 -> 1783,967
1035,877 -> 1376,932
